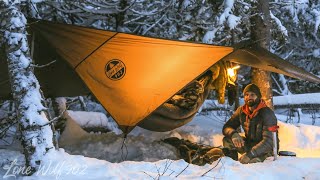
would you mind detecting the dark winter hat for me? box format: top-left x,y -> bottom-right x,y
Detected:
243,83 -> 261,99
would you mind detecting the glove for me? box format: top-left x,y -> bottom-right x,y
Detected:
231,133 -> 244,148
239,153 -> 251,164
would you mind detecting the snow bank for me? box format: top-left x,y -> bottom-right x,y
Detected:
1,111 -> 320,179
59,116 -> 178,162
278,121 -> 320,157
67,110 -> 121,134
273,93 -> 320,106
17,149 -> 320,180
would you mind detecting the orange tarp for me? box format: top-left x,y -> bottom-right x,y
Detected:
76,34 -> 233,127
32,22 -> 233,130
29,21 -> 320,133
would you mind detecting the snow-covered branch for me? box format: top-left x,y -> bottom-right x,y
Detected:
270,11 -> 288,37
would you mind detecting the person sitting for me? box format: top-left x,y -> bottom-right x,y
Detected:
222,83 -> 279,164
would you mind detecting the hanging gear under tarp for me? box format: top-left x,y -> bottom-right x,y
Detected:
138,61 -> 234,132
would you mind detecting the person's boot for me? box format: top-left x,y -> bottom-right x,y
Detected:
222,148 -> 238,161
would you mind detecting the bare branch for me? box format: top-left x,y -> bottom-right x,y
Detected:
31,59 -> 56,68
40,104 -> 68,127
201,157 -> 222,177
116,0 -> 136,12
141,171 -> 155,180
175,163 -> 189,178
142,12 -> 167,35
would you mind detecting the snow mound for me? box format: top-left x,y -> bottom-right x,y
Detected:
59,116 -> 179,162
68,110 -> 121,134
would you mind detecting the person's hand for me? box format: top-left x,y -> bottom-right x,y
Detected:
239,153 -> 251,164
231,133 -> 244,148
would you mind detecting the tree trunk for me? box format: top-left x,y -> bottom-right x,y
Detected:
115,0 -> 128,31
250,0 -> 273,108
0,1 -> 54,174
52,97 -> 68,135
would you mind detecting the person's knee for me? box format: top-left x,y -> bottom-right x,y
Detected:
222,136 -> 233,147
222,147 -> 238,161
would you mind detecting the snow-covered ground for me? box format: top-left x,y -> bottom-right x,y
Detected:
0,106 -> 320,180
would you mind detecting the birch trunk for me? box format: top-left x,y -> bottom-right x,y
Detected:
250,0 -> 274,108
0,1 -> 54,174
